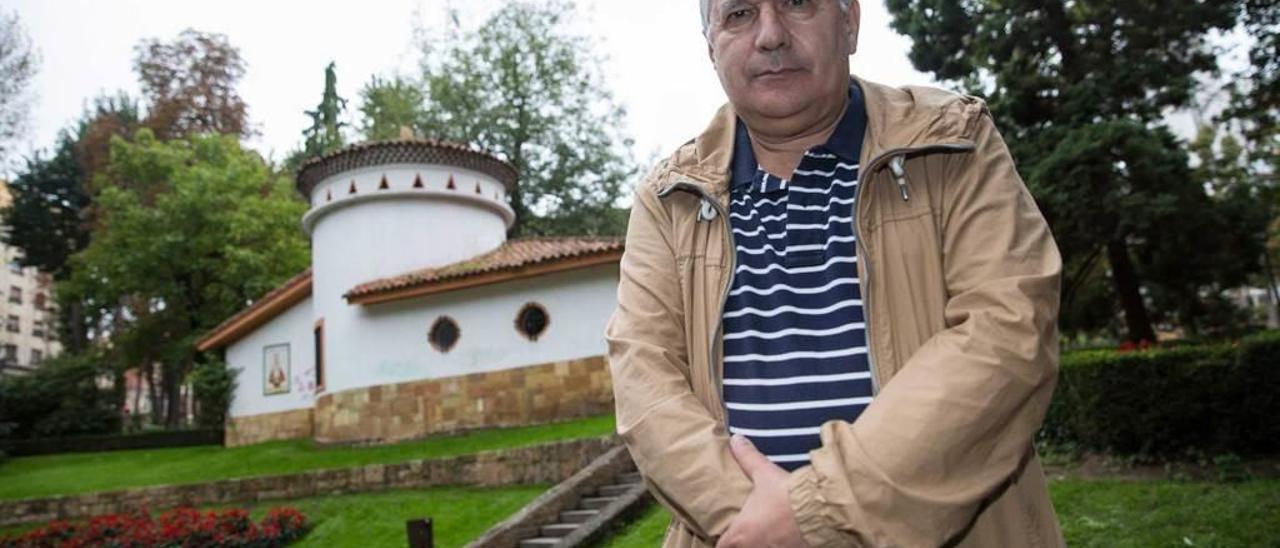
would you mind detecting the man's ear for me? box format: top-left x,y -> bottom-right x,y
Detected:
845,0 -> 862,55
707,39 -> 717,67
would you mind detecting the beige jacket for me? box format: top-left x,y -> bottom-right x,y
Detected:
605,77 -> 1065,548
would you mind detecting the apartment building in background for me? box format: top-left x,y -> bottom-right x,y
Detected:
0,181 -> 62,376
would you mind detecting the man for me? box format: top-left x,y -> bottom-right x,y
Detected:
605,0 -> 1064,546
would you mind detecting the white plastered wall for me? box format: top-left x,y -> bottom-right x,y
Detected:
324,263 -> 619,393
226,296 -> 317,418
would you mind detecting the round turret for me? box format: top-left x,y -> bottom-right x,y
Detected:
296,139 -> 517,394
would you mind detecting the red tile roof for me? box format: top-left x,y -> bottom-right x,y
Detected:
346,237 -> 624,305
195,269 -> 313,352
196,237 -> 624,350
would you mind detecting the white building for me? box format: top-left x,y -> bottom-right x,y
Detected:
197,140 -> 621,446
0,181 -> 63,376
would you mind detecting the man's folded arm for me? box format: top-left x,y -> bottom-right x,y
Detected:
606,181 -> 754,541
787,111 -> 1063,547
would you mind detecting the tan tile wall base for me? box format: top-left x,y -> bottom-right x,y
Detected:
225,408 -> 314,447
314,355 -> 613,444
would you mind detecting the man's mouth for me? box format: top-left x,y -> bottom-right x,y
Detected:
754,67 -> 804,80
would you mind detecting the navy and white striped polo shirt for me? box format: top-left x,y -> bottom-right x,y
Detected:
722,83 -> 873,471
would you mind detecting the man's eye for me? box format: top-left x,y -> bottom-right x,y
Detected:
726,8 -> 753,21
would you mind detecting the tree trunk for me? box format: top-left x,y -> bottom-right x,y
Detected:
112,368 -> 127,433
1107,239 -> 1157,342
131,372 -> 143,431
59,300 -> 89,354
164,354 -> 196,428
1263,250 -> 1280,329
145,363 -> 162,426
164,361 -> 184,428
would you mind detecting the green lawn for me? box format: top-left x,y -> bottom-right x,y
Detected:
264,486 -> 546,548
0,414 -> 614,501
601,505 -> 670,548
603,478 -> 1280,547
1053,478 -> 1280,547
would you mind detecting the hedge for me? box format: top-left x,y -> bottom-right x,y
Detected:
1040,330 -> 1280,457
0,428 -> 224,457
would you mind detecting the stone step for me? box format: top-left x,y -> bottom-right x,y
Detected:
617,471 -> 643,485
540,523 -> 581,537
596,484 -> 634,497
560,509 -> 599,524
518,538 -> 562,548
579,496 -> 618,510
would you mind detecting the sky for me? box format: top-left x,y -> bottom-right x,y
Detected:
7,0 -> 936,172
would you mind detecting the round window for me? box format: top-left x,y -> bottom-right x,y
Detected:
515,303 -> 549,341
429,316 -> 460,353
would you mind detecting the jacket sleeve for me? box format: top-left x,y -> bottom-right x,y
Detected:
786,111 -> 1063,546
605,180 -> 754,541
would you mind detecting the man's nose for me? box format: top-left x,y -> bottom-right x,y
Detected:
753,6 -> 790,51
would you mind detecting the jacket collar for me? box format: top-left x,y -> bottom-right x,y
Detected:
660,75 -> 984,196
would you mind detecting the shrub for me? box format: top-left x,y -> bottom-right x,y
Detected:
0,351 -> 120,440
1040,331 -> 1280,458
0,506 -> 309,547
190,358 -> 237,429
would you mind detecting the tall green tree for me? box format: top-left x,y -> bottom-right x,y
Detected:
1232,0 -> 1278,154
358,75 -> 425,141
1,94 -> 140,353
285,62 -> 349,173
302,62 -> 348,158
65,129 -> 309,426
885,0 -> 1249,341
404,0 -> 635,237
1181,124 -> 1275,332
2,136 -> 86,279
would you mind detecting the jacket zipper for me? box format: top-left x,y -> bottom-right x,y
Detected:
656,181 -> 736,423
855,143 -> 976,395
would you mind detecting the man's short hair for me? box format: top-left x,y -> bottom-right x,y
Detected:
700,0 -> 853,33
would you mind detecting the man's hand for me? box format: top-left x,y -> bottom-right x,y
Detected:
716,435 -> 809,548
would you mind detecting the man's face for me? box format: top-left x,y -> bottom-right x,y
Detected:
707,0 -> 859,123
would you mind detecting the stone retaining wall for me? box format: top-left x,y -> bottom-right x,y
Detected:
0,436 -> 619,528
226,408 -> 314,447
314,355 -> 613,444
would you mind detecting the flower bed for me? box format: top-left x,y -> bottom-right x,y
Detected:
1,507 -> 308,547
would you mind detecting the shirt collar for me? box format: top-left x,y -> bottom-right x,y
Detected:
731,80 -> 867,191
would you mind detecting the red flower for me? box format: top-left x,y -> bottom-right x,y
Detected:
1,506 -> 309,547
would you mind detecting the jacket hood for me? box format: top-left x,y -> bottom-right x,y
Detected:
657,75 -> 987,195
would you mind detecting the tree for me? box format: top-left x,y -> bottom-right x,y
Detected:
2,136 -> 87,280
1232,0 -> 1279,150
74,92 -> 142,196
358,75 -> 425,141
133,29 -> 250,140
0,9 -> 38,166
1,94 -> 142,353
404,0 -> 635,237
302,62 -> 347,158
65,129 -> 309,426
284,62 -> 349,173
885,0 -> 1248,342
189,358 -> 236,429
